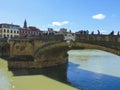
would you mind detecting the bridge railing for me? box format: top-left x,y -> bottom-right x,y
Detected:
31,35 -> 64,42
75,34 -> 120,51
9,35 -> 64,42
76,34 -> 120,42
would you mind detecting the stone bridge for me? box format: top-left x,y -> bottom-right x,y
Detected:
0,34 -> 120,69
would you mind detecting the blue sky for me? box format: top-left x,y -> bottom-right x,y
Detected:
0,0 -> 120,34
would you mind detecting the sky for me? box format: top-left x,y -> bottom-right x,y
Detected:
0,0 -> 120,34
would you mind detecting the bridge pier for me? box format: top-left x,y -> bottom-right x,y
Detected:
9,62 -> 68,83
8,40 -> 69,69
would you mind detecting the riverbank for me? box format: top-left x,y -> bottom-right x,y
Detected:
0,58 -> 13,90
12,75 -> 77,90
0,58 -> 77,90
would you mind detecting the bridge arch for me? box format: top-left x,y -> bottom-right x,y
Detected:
33,41 -> 120,68
34,42 -> 69,68
71,42 -> 120,55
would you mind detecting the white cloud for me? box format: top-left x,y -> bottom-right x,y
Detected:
92,14 -> 106,20
52,21 -> 69,26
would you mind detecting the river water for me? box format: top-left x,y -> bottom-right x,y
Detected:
67,49 -> 120,90
0,49 -> 120,90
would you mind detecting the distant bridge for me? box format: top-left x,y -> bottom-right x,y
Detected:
0,34 -> 120,69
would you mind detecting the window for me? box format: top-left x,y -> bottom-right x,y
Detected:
7,35 -> 9,38
17,31 -> 19,33
4,29 -> 6,33
7,30 -> 9,33
11,30 -> 12,33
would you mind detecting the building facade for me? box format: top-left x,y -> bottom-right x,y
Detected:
54,28 -> 68,35
0,23 -> 20,38
19,26 -> 42,37
19,20 -> 42,37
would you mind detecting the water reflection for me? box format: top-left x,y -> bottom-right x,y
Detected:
10,63 -> 68,83
67,49 -> 120,90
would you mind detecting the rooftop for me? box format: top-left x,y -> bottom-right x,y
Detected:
0,23 -> 20,27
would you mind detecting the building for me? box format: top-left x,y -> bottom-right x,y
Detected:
47,28 -> 55,35
19,20 -> 42,37
59,28 -> 67,34
19,26 -> 42,37
54,28 -> 68,35
0,23 -> 20,38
